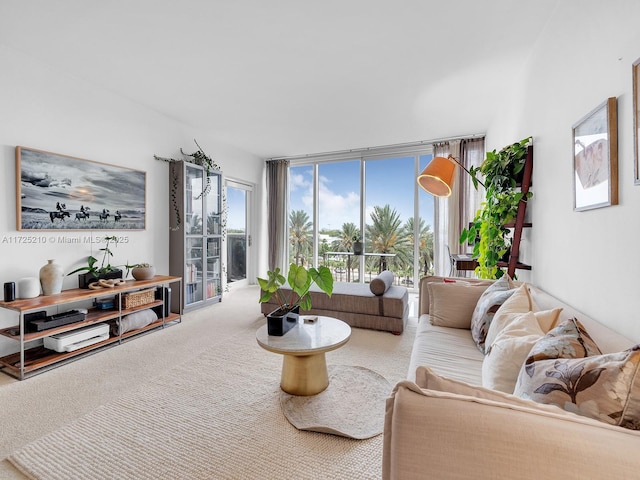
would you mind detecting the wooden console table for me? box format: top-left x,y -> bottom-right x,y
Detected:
0,275 -> 182,380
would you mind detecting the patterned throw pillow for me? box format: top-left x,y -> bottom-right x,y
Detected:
470,275 -> 515,352
517,317 -> 602,381
513,346 -> 640,429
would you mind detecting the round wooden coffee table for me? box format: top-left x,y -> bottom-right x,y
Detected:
256,316 -> 351,396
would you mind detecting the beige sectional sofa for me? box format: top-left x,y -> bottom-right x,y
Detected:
260,279 -> 409,334
383,276 -> 640,480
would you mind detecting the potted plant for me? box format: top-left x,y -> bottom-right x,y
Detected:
460,137 -> 533,279
257,263 -> 334,336
68,235 -> 123,288
125,263 -> 156,281
352,234 -> 363,256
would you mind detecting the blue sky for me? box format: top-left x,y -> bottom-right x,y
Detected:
289,155 -> 434,233
226,185 -> 246,231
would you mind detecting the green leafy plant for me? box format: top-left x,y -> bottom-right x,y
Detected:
460,137 -> 533,279
123,262 -> 152,277
258,263 -> 334,313
68,235 -> 121,276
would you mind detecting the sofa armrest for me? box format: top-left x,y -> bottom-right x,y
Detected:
383,381 -> 640,480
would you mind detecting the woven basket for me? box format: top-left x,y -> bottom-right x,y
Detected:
121,288 -> 155,309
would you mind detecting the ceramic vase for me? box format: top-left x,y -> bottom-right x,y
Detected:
39,259 -> 64,295
132,266 -> 156,281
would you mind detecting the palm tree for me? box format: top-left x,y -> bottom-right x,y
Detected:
330,222 -> 360,282
404,217 -> 434,278
289,210 -> 312,266
366,205 -> 411,273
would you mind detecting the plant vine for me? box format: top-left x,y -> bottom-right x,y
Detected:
460,137 -> 533,279
155,139 -> 221,231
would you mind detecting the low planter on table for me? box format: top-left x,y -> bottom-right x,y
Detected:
267,305 -> 300,336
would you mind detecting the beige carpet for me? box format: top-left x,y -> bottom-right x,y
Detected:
7,299 -> 416,479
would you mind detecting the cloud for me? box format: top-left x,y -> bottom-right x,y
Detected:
317,175 -> 360,229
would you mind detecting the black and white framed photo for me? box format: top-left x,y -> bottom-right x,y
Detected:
572,97 -> 618,211
16,146 -> 146,230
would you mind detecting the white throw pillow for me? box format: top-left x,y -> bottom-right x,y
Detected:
482,311 -> 545,393
485,283 -> 562,353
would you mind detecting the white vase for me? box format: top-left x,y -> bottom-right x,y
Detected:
39,259 -> 64,295
18,277 -> 40,299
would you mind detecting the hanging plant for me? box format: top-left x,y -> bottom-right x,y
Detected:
155,139 -> 221,231
460,137 -> 533,279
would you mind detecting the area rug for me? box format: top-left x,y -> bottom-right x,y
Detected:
8,320 -> 414,480
281,365 -> 391,439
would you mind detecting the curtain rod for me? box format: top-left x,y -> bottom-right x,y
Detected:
266,133 -> 485,161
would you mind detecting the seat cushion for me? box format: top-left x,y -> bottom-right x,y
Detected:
407,315 -> 484,384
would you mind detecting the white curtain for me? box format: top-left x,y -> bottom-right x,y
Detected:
433,137 -> 485,276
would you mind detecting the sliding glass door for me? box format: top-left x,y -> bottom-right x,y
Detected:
287,149 -> 434,290
226,180 -> 252,288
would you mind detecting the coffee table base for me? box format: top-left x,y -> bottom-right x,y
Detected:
281,353 -> 329,396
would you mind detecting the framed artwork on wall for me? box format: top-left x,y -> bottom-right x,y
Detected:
634,58 -> 640,185
16,146 -> 146,230
572,97 -> 618,212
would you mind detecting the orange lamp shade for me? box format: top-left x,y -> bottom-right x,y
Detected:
417,156 -> 456,197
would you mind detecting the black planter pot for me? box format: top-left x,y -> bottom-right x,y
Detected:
267,305 -> 300,336
78,269 -> 123,289
353,241 -> 363,256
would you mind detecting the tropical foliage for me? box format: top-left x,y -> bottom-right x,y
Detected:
258,263 -> 334,313
289,210 -> 313,266
288,204 -> 434,284
460,137 -> 533,279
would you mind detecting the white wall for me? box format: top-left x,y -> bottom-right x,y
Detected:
487,1 -> 640,342
0,45 -> 264,357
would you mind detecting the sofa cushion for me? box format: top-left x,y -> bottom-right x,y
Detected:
370,270 -> 394,295
470,275 -> 516,352
408,318 -> 484,384
482,311 -> 545,393
514,345 -> 640,429
427,281 -> 489,329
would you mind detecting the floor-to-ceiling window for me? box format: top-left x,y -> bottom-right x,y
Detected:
285,145 -> 434,290
364,155 -> 415,283
318,160 -> 360,282
288,165 -> 315,267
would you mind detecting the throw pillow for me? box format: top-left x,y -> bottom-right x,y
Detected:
470,275 -> 515,352
427,281 -> 489,329
517,317 -> 602,381
483,284 -> 532,351
513,346 -> 640,429
482,311 -> 545,393
369,270 -> 394,296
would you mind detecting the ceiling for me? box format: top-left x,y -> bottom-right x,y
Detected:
0,1 -> 558,158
